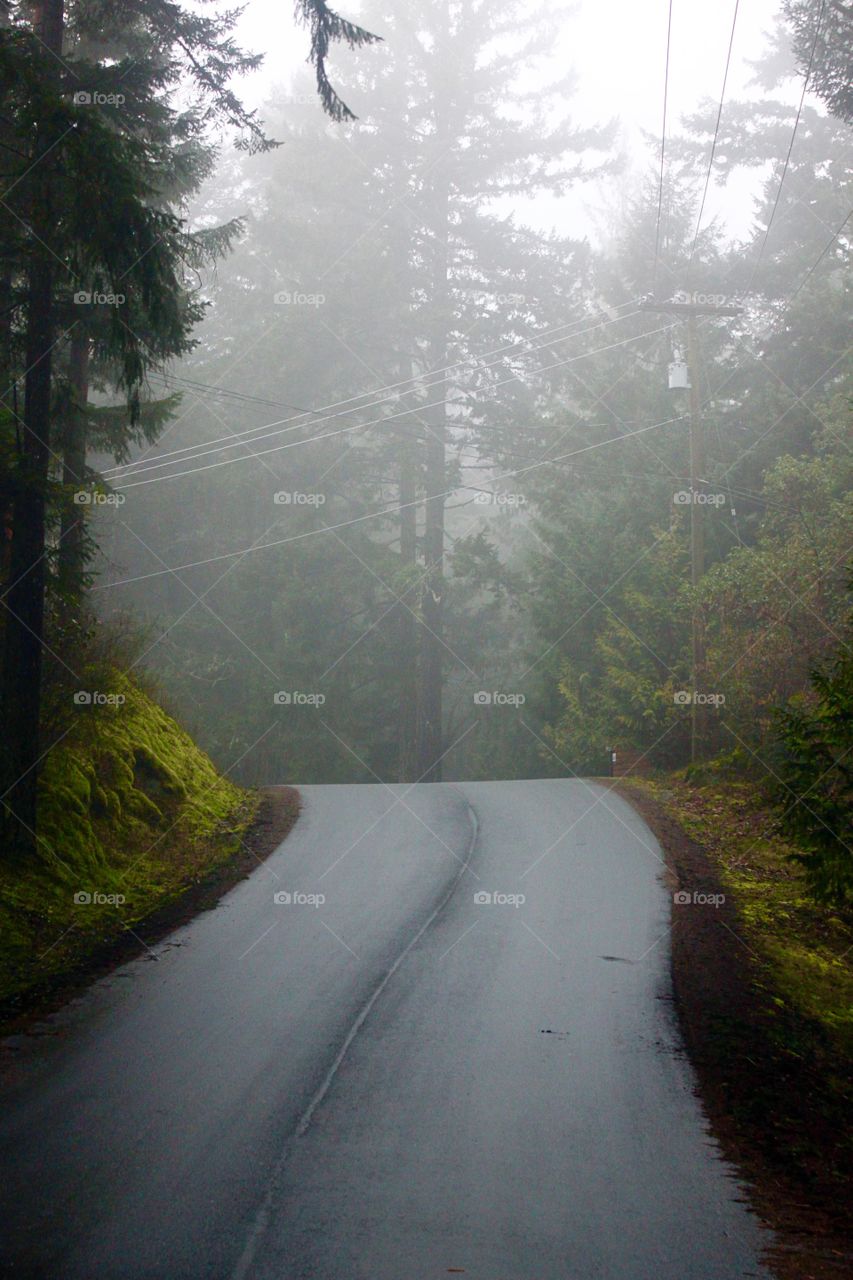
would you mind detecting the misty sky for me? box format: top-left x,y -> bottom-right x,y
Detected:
228,0 -> 807,246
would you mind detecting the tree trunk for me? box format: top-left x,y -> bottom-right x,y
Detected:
417,203 -> 450,782
396,407 -> 419,782
0,0 -> 64,858
59,329 -> 90,598
418,372 -> 446,780
0,270 -> 13,584
416,22 -> 452,784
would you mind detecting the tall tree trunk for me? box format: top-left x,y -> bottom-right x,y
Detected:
396,405 -> 419,782
59,329 -> 90,598
416,14 -> 453,783
418,202 -> 450,782
0,270 -> 13,585
0,0 -> 64,858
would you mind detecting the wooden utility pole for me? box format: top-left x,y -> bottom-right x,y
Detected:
640,295 -> 742,762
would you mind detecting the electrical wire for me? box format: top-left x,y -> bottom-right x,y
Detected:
147,372 -> 323,417
95,411 -> 689,588
652,0 -> 674,298
746,0 -> 825,292
784,208 -> 852,306
111,322 -> 673,489
105,302 -> 645,479
686,0 -> 740,277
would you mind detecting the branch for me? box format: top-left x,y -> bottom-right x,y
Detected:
293,0 -> 382,123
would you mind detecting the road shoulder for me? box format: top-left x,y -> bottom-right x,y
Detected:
0,785 -> 300,1039
615,778 -> 852,1280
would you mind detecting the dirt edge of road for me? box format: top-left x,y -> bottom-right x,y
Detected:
0,786 -> 300,1041
614,780 -> 852,1280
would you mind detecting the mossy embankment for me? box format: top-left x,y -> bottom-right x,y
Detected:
0,673 -> 286,1022
619,774 -> 852,1278
626,777 -> 853,1059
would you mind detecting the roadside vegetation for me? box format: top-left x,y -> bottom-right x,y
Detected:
0,655 -> 258,1017
0,0 -> 849,1236
629,774 -> 853,1057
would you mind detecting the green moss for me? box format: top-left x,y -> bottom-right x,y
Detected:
0,672 -> 258,1009
625,777 -> 853,1059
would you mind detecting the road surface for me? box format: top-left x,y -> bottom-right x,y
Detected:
0,780 -> 771,1278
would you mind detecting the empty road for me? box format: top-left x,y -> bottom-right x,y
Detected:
0,780 -> 771,1278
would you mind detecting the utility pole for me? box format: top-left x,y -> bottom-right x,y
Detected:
640,294 -> 742,762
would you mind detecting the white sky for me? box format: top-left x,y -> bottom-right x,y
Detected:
228,0 -> 808,244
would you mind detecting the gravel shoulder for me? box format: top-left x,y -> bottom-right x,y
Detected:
615,778 -> 853,1280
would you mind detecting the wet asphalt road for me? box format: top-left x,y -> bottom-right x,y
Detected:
0,780 -> 771,1278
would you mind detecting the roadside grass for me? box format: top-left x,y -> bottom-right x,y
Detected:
624,776 -> 853,1061
0,673 -> 259,1015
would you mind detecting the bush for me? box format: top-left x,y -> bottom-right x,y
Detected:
773,580 -> 853,905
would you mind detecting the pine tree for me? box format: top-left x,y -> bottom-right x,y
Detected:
327,0 -> 613,778
0,0 -> 262,857
774,572 -> 853,904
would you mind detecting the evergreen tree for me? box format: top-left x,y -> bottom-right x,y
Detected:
773,571 -> 853,904
0,0 -> 282,856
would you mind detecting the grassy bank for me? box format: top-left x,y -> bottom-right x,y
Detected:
625,776 -> 853,1061
617,774 -> 852,1276
0,673 -> 260,1015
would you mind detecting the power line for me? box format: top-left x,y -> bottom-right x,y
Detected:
105,303 -> 644,479
96,412 -> 689,589
148,371 -> 322,417
687,0 -> 740,277
746,0 -> 825,292
112,320 -> 669,489
109,313 -> 644,482
113,324 -> 676,490
110,304 -> 643,477
784,208 -> 852,306
652,0 -> 674,298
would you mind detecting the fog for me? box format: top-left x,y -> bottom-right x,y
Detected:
78,0 -> 849,789
1,1 -> 851,1271
234,0 -> 797,240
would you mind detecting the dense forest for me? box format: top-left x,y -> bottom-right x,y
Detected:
1,0 -> 851,901
0,3 -> 852,1275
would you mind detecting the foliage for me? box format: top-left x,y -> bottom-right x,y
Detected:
0,662 -> 255,1005
772,578 -> 853,905
628,776 -> 853,1054
783,0 -> 853,124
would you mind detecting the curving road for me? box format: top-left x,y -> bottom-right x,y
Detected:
0,780 -> 772,1278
